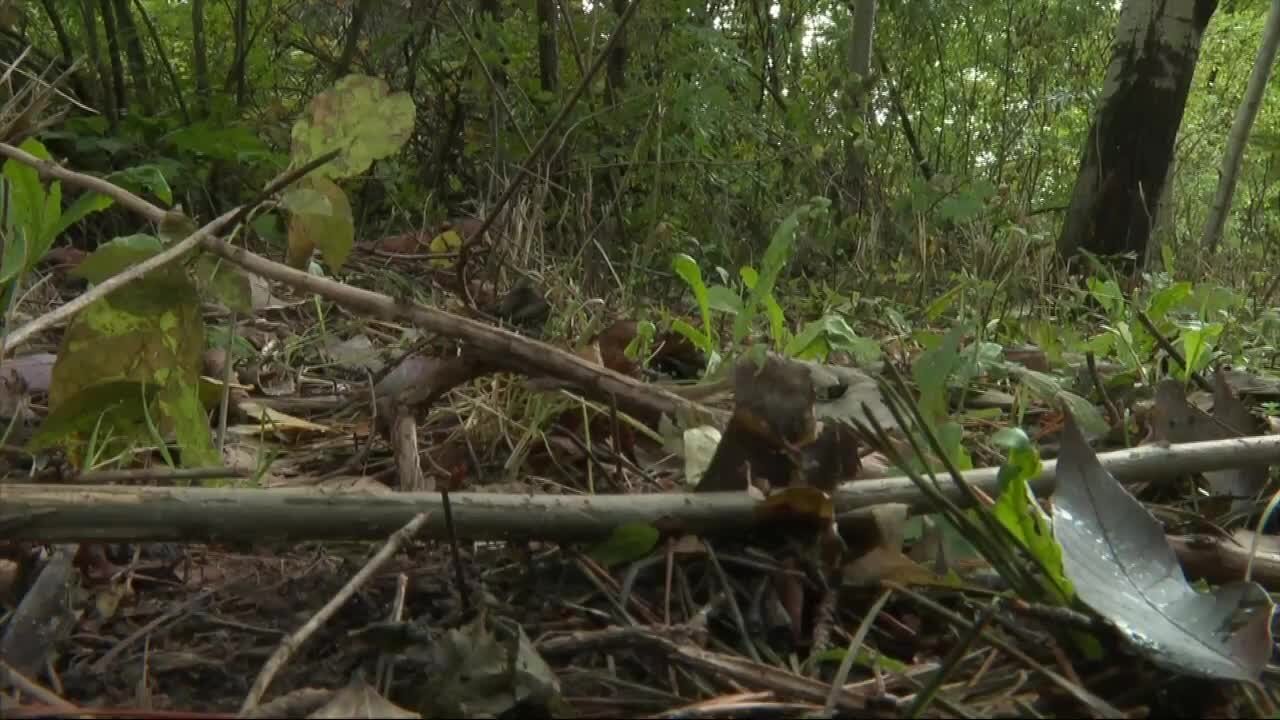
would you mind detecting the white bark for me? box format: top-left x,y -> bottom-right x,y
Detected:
1201,0 -> 1280,252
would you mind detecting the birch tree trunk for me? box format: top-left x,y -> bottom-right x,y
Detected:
1200,0 -> 1280,253
1057,0 -> 1217,274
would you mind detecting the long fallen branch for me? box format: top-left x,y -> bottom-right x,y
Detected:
0,141 -> 722,425
4,433 -> 1279,543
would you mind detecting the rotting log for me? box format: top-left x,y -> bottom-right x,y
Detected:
3,434 -> 1279,544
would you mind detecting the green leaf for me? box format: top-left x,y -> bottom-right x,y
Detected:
1180,322 -> 1223,379
733,201 -> 825,344
672,253 -> 713,349
764,293 -> 787,350
0,225 -> 28,285
624,320 -> 656,361
279,186 -> 333,215
670,317 -> 712,354
192,254 -> 253,313
991,428 -> 1074,604
45,267 -> 215,468
106,165 -> 172,206
588,522 -> 660,568
286,175 -> 354,271
165,122 -> 269,161
912,324 -> 965,426
785,319 -> 830,360
1146,281 -> 1192,323
52,191 -> 116,237
1013,367 -> 1110,437
705,284 -> 743,314
925,283 -> 965,321
290,74 -> 416,180
3,138 -> 55,269
28,380 -> 157,452
73,234 -> 164,284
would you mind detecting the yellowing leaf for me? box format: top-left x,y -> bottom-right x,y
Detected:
428,230 -> 462,269
285,175 -> 354,271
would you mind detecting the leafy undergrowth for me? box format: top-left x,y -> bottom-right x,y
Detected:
3,226 -> 1279,716
2,69 -> 1280,719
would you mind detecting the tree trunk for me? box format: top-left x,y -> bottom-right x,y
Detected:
606,0 -> 629,101
230,0 -> 249,108
841,0 -> 877,215
37,0 -> 92,101
1201,0 -> 1280,253
333,0 -> 376,80
191,0 -> 209,117
1057,0 -> 1217,273
76,0 -> 107,118
112,0 -> 152,113
97,0 -> 128,118
536,0 -> 560,94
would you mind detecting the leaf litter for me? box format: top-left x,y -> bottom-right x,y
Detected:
4,139 -> 1280,718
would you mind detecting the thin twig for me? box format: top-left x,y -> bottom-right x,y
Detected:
1134,308 -> 1213,394
821,588 -> 891,717
0,658 -> 78,711
238,512 -> 431,715
1085,351 -> 1121,429
73,466 -> 248,483
0,205 -> 239,357
883,580 -> 1122,718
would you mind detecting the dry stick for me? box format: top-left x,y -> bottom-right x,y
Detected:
9,433 -> 1280,544
0,144 -> 342,357
0,658 -> 78,712
88,589 -> 214,674
0,206 -> 238,356
0,141 -> 715,424
237,512 -> 431,716
74,466 -> 249,483
200,237 -> 713,423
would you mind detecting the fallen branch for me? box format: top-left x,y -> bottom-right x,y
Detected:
0,206 -> 239,356
4,434 -> 1279,544
201,236 -> 720,424
0,141 -> 721,425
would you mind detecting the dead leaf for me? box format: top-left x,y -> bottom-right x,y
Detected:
311,676 -> 419,719
1054,415 -> 1273,682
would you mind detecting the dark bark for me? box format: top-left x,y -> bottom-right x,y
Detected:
333,0 -> 376,80
130,0 -> 189,122
605,0 -> 628,101
229,0 -> 249,108
76,0 -> 107,117
97,0 -> 127,117
37,0 -> 91,101
191,0 -> 209,116
1057,0 -> 1218,272
112,0 -> 152,113
536,0 -> 559,94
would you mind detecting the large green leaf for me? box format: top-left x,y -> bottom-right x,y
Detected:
42,269 -> 217,467
290,74 -> 416,180
73,235 -> 164,284
285,174 -> 354,271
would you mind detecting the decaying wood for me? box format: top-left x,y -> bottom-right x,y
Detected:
6,433 -> 1280,544
696,353 -> 859,493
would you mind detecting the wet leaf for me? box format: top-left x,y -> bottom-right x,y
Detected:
1053,415 -> 1273,682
